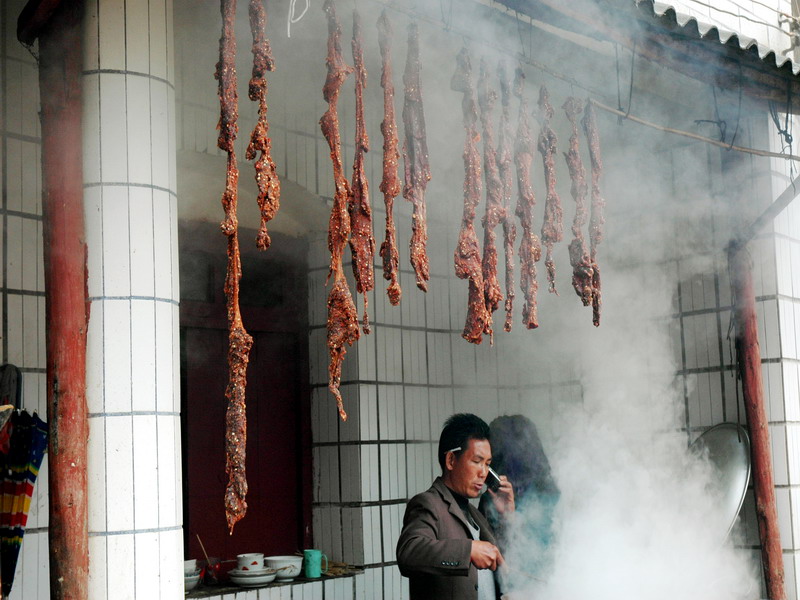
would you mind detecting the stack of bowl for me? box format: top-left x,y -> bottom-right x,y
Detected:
228,553 -> 277,587
183,559 -> 201,592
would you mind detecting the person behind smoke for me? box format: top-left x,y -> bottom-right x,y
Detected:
396,413 -> 515,600
478,414 -> 560,580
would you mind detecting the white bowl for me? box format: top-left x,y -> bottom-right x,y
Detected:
236,552 -> 265,571
183,559 -> 197,576
264,555 -> 303,581
184,572 -> 201,591
229,569 -> 277,587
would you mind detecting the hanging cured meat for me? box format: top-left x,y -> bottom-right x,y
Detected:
478,58 -> 504,342
513,68 -> 541,329
562,97 -> 593,307
349,10 -> 375,334
582,101 -> 606,326
320,0 -> 359,420
377,10 -> 402,306
451,47 -> 488,344
215,0 -> 253,534
401,22 -> 431,292
538,86 -> 563,295
497,62 -> 516,333
246,0 -> 280,251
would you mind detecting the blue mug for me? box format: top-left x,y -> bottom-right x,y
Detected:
303,549 -> 328,578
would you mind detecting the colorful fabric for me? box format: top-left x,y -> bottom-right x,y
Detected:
0,410 -> 48,597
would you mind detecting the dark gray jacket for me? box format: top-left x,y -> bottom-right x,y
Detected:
396,477 -> 500,600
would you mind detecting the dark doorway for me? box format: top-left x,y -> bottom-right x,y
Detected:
179,220 -> 312,561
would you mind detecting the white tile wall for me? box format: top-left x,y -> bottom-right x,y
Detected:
765,362 -> 785,422
378,385 -> 404,440
132,416 -> 159,529
339,445 -> 362,503
103,300 -> 133,413
155,302 -> 177,413
771,424 -> 790,487
404,387 -> 431,441
789,424 -> 800,485
107,533 -> 136,600
134,531 -> 160,599
359,445 -> 380,503
87,535 -> 108,599
105,415 -> 135,531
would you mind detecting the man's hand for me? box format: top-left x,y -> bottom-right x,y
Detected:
488,475 -> 515,515
470,540 -> 504,570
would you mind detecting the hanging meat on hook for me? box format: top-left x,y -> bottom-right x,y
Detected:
215,0 -> 253,534
451,47 -> 488,344
562,97 -> 594,307
498,62 -> 516,333
320,0 -> 359,420
377,10 -> 402,306
246,0 -> 280,251
349,9 -> 375,334
401,22 -> 431,292
538,86 -> 562,295
478,58 -> 504,343
513,68 -> 540,329
582,101 -> 605,326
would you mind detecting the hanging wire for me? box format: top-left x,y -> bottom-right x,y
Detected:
728,64 -> 743,149
694,86 -> 727,142
515,9 -> 528,59
615,44 -> 621,109
614,42 -> 633,125
769,81 -> 796,180
624,40 -> 636,118
439,0 -> 454,31
288,0 -> 310,38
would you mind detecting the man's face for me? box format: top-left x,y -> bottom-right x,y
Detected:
445,438 -> 492,499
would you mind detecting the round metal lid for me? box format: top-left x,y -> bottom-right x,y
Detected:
689,422 -> 751,539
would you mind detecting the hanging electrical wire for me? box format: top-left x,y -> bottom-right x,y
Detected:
288,0 -> 310,38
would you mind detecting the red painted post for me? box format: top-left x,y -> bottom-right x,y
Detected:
36,2 -> 90,599
729,244 -> 785,600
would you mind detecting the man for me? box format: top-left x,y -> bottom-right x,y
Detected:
396,413 -> 515,600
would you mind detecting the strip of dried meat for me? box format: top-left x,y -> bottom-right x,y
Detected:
582,100 -> 606,327
377,10 -> 402,307
538,85 -> 562,295
478,58 -> 504,343
451,47 -> 488,344
498,62 -> 516,333
349,9 -> 375,335
562,97 -> 593,306
513,68 -> 541,329
246,0 -> 280,251
401,22 -> 431,292
320,0 -> 359,420
215,0 -> 253,534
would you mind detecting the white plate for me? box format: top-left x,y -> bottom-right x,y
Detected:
229,571 -> 276,586
228,568 -> 276,578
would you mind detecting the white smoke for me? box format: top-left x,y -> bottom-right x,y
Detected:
503,265 -> 759,599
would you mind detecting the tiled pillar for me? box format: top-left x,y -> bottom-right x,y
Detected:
82,1 -> 181,599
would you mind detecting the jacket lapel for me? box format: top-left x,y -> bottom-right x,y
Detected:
432,477 -> 473,534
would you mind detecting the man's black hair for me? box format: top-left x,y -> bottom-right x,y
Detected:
437,413 -> 491,470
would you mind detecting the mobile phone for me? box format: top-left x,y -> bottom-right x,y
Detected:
485,467 -> 502,492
